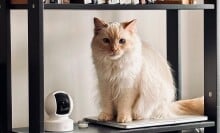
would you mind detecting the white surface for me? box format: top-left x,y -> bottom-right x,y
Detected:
85,115 -> 208,129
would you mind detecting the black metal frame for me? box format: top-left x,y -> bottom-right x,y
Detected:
167,10 -> 180,100
43,4 -> 214,10
204,0 -> 218,132
0,0 -> 218,132
9,3 -> 215,10
0,0 -> 12,132
28,0 -> 44,132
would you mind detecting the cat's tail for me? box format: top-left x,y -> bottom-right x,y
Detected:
171,97 -> 204,115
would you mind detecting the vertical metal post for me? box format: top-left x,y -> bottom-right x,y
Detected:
167,10 -> 180,100
0,0 -> 12,132
28,0 -> 44,132
204,0 -> 218,133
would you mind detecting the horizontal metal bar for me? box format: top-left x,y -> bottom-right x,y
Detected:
10,4 -> 214,10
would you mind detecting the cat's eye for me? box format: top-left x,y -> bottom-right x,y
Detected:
103,38 -> 110,44
119,38 -> 126,44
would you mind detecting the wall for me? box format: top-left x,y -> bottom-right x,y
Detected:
11,9 -> 204,128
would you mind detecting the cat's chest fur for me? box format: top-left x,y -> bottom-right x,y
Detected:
95,55 -> 142,89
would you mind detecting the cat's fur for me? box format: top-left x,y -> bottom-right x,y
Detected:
91,17 -> 203,123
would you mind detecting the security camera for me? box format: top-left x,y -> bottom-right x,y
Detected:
44,91 -> 74,132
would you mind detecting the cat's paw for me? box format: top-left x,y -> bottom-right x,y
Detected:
98,112 -> 113,121
132,106 -> 144,120
117,114 -> 132,123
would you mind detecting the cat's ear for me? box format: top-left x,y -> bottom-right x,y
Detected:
122,19 -> 137,33
94,17 -> 108,35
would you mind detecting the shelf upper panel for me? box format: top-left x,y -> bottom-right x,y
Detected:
10,3 -> 214,10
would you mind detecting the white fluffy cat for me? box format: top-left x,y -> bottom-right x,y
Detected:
91,17 -> 203,123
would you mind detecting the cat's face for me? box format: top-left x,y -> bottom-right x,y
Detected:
92,17 -> 137,60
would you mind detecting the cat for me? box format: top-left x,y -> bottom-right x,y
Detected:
91,17 -> 203,123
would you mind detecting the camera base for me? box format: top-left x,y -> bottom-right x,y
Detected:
45,118 -> 74,132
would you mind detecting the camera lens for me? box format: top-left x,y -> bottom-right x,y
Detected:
55,93 -> 70,115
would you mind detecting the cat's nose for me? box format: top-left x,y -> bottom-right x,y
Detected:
111,48 -> 116,52
111,45 -> 119,52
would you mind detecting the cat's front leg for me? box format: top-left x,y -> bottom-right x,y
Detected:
116,92 -> 134,123
98,87 -> 114,121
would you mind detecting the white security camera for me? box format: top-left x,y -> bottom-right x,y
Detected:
44,91 -> 74,132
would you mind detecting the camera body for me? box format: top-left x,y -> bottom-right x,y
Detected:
45,91 -> 74,131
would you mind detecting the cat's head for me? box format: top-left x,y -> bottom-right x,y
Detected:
91,17 -> 141,61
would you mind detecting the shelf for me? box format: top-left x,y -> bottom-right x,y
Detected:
12,121 -> 215,133
10,3 -> 214,10
3,0 -> 218,132
10,4 -> 27,9
44,4 -> 215,10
